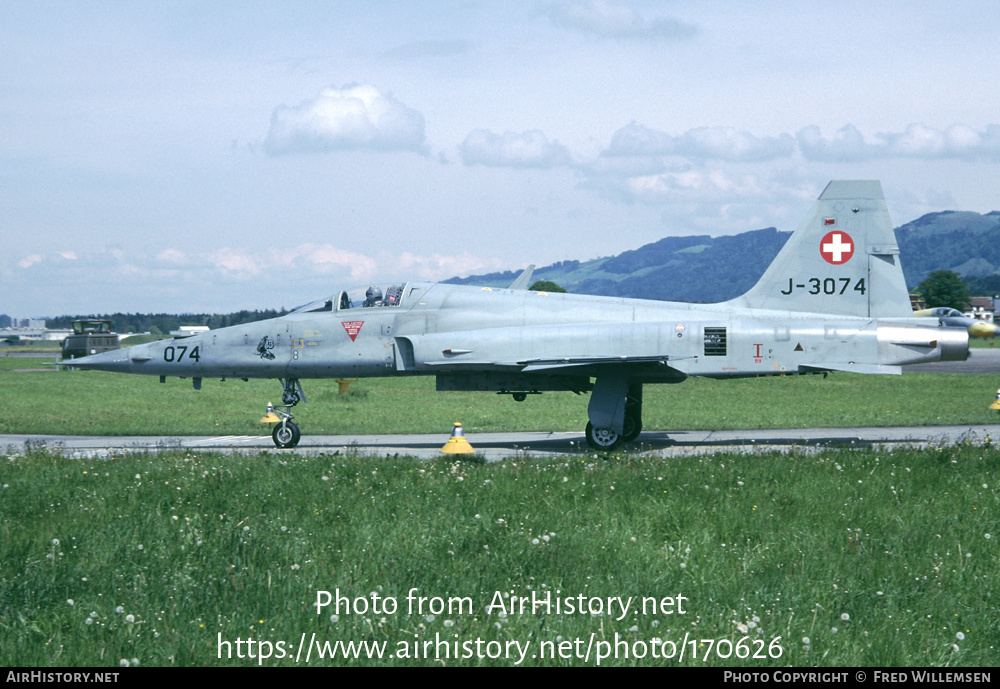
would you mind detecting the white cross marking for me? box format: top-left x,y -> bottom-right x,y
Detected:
823,233 -> 852,263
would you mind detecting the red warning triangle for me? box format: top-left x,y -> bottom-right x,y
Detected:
342,321 -> 363,342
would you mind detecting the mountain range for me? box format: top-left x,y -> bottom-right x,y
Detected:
446,210 -> 1000,302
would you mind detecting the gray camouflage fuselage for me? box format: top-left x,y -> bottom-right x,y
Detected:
71,181 -> 969,449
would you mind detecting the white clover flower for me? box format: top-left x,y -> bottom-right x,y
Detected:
115,606 -> 124,614
841,613 -> 850,621
444,620 -> 454,628
125,614 -> 135,623
956,632 -> 965,641
119,659 -> 129,667
831,627 -> 838,633
330,614 -> 339,623
90,611 -> 98,618
802,637 -> 810,645
425,614 -> 435,623
67,599 -> 74,606
532,538 -> 540,545
52,539 -> 60,546
85,618 -> 93,625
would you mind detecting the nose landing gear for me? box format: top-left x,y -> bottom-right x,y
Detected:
267,378 -> 304,448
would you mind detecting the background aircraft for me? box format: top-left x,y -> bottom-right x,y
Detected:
70,181 -> 968,449
913,307 -> 1000,338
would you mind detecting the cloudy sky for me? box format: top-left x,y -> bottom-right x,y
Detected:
3,0 -> 999,318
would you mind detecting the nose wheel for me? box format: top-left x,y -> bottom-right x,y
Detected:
272,419 -> 301,448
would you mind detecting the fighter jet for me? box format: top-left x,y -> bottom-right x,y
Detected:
69,181 -> 968,450
913,307 -> 1000,338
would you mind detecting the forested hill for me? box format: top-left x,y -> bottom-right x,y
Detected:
446,210 -> 1000,302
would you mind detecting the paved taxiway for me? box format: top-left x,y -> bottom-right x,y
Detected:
4,424 -> 999,461
909,347 -> 1000,373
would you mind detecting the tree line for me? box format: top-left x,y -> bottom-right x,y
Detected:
44,310 -> 288,335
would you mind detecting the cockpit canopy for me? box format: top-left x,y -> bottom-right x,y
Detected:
291,284 -> 408,314
928,307 -> 965,318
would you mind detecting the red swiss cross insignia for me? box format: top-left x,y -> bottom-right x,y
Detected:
820,231 -> 854,265
341,321 -> 364,342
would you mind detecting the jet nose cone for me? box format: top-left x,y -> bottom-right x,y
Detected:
969,321 -> 1000,338
67,348 -> 132,373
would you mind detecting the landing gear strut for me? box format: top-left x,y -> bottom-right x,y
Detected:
269,378 -> 304,449
584,381 -> 643,451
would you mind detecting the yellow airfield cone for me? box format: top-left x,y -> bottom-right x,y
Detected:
440,422 -> 475,454
990,389 -> 1000,411
260,402 -> 281,424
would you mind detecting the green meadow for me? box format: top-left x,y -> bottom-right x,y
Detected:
1,356 -> 998,667
1,355 -> 999,436
0,445 -> 996,667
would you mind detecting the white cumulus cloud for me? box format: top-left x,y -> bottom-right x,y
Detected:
265,84 -> 427,155
461,129 -> 571,168
540,0 -> 697,40
604,123 -> 794,162
799,123 -> 1000,162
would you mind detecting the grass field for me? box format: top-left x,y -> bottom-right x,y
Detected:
0,444 -> 996,667
2,355 -> 999,437
2,354 -> 998,667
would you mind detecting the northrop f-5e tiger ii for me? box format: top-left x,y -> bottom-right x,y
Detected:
70,181 -> 969,449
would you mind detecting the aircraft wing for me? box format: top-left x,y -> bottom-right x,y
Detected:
517,355 -> 674,372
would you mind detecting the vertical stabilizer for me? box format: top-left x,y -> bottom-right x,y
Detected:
729,181 -> 911,318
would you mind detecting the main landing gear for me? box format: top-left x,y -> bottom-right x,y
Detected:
269,378 -> 304,449
584,381 -> 643,451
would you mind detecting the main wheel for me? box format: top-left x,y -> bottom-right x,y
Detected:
586,422 -> 623,451
272,421 -> 301,448
621,413 -> 642,442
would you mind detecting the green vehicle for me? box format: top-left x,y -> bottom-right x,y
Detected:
61,319 -> 120,359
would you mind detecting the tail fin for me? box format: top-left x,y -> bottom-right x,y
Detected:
730,180 -> 911,318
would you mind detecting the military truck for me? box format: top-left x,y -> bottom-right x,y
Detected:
61,319 -> 120,359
